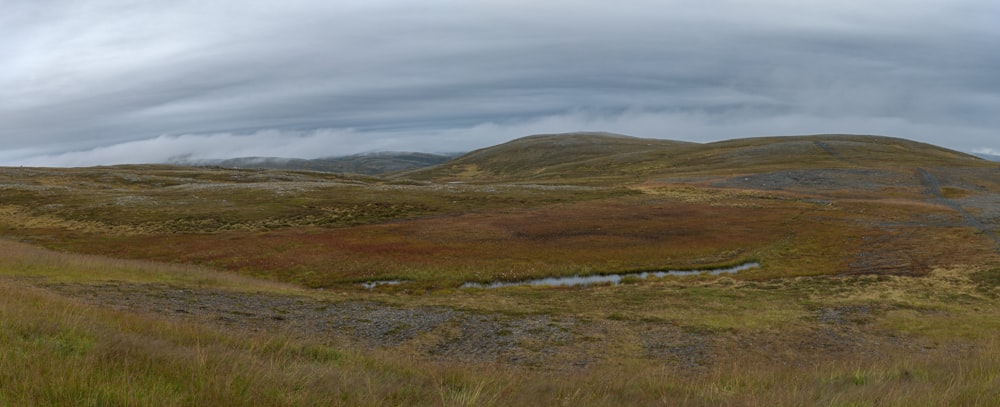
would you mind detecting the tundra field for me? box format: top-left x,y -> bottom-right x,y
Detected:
2,134 -> 1000,406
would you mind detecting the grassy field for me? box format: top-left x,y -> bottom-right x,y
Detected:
3,239 -> 1000,406
3,134 -> 1000,405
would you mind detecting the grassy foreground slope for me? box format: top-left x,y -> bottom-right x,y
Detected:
4,233 -> 1000,405
3,133 -> 1000,405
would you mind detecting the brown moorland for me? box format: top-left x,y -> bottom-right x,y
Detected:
2,133 -> 1000,405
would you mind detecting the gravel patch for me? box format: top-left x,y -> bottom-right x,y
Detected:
712,169 -> 913,193
37,281 -> 926,371
814,305 -> 873,325
640,325 -> 714,369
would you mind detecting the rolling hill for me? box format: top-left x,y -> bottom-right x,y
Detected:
397,133 -> 991,184
391,131 -> 694,182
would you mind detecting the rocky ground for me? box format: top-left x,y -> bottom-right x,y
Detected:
40,281 -> 930,372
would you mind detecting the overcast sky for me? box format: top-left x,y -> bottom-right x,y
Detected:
2,0 -> 999,166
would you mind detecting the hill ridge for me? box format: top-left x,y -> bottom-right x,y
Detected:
395,133 -> 993,184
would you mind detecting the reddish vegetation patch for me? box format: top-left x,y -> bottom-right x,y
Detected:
54,197 -> 818,285
47,185 -> 1000,288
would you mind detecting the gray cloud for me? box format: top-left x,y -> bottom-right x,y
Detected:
2,0 -> 999,166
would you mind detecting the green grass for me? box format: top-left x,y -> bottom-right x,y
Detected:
3,237 -> 1000,405
0,165 -> 630,236
970,268 -> 1000,297
0,281 -> 491,406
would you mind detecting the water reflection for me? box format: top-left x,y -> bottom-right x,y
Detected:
460,262 -> 760,289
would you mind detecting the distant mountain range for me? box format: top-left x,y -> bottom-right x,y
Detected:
974,153 -> 1000,162
173,152 -> 460,175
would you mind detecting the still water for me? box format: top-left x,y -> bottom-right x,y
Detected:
460,262 -> 760,289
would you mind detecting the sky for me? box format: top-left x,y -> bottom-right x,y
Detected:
2,0 -> 999,167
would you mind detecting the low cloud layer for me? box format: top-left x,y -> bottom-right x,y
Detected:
3,1 -> 999,166
8,110 -> 994,167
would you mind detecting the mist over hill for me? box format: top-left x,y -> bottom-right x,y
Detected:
172,152 -> 458,175
974,153 -> 1000,162
159,132 -> 996,180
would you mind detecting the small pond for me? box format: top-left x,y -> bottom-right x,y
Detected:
460,262 -> 760,289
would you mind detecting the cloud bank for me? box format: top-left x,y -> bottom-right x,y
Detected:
9,109 -> 996,167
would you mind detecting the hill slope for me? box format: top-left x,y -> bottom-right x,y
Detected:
397,133 -> 992,184
691,135 -> 987,172
393,132 -> 695,182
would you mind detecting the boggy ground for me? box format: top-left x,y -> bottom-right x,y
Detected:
4,160 -> 1000,404
4,237 -> 1000,405
30,167 -> 1000,289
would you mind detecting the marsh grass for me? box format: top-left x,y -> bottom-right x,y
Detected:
50,195 -> 855,287
3,153 -> 1000,405
0,239 -> 299,295
0,166 -> 625,236
6,163 -> 999,289
3,240 -> 1000,405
